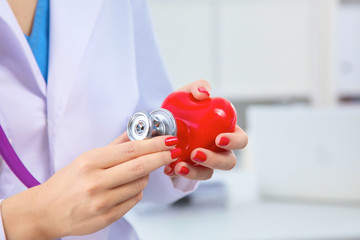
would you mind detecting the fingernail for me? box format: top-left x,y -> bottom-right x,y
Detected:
165,137 -> 178,146
193,150 -> 207,162
218,137 -> 230,146
165,168 -> 174,175
198,87 -> 210,97
178,166 -> 190,175
171,148 -> 182,159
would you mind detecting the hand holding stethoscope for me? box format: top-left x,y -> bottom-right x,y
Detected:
1,80 -> 248,239
114,79 -> 248,181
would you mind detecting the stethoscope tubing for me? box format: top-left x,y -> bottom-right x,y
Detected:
0,124 -> 40,188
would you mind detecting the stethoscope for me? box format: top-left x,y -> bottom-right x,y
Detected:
0,124 -> 40,188
0,109 -> 175,188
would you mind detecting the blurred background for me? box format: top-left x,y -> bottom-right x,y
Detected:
127,0 -> 360,239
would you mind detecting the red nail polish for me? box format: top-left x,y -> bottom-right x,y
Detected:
165,137 -> 178,146
193,151 -> 207,162
218,137 -> 230,146
178,166 -> 190,175
198,87 -> 210,97
171,148 -> 182,159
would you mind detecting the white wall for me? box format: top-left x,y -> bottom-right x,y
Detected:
148,0 -> 355,104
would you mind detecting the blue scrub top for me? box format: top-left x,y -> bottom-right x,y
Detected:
25,0 -> 50,83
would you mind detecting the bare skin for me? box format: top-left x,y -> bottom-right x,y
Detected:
0,79 -> 248,239
2,135 -> 180,239
1,4 -> 248,240
0,5 -> 249,234
7,0 -> 38,35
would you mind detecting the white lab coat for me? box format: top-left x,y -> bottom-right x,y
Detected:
0,0 -> 197,239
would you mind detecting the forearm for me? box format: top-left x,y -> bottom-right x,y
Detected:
1,186 -> 53,240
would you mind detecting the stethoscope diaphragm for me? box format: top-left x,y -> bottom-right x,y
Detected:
127,108 -> 177,141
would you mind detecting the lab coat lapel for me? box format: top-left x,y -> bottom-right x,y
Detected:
47,0 -> 104,142
0,0 -> 46,98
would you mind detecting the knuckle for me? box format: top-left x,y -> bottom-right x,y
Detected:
144,174 -> 150,183
149,139 -> 160,152
136,192 -> 144,202
228,159 -> 237,170
90,198 -> 108,214
99,212 -> 116,227
136,177 -> 148,191
197,79 -> 209,86
148,137 -> 165,152
242,134 -> 249,148
76,160 -> 94,173
84,182 -> 100,196
124,142 -> 138,155
105,213 -> 120,226
205,169 -> 214,180
161,151 -> 172,165
226,153 -> 237,170
132,160 -> 147,177
236,128 -> 248,149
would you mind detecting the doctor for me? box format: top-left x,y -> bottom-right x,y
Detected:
0,0 -> 248,239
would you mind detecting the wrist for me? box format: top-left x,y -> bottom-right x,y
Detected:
1,186 -> 54,240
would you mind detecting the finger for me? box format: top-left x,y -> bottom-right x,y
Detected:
109,132 -> 129,145
91,135 -> 179,168
190,148 -> 237,171
102,148 -> 182,188
103,175 -> 149,207
101,192 -> 143,227
176,79 -> 211,100
173,162 -> 213,180
215,125 -> 248,150
164,165 -> 175,176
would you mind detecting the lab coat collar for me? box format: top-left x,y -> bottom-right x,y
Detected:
0,0 -> 106,155
0,0 -> 47,98
0,1 -> 105,104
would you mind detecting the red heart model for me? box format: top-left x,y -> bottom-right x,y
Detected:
161,91 -> 237,171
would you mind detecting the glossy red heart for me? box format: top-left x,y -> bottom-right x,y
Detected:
161,91 -> 237,171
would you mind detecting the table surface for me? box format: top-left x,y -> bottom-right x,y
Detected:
126,168 -> 360,240
126,200 -> 360,240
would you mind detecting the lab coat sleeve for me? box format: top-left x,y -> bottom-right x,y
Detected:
143,168 -> 199,204
0,199 -> 5,240
131,0 -> 199,204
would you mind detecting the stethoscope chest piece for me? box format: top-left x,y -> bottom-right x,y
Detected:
127,108 -> 177,141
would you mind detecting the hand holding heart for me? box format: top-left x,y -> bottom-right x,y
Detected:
164,80 -> 248,180
1,79 -> 247,239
